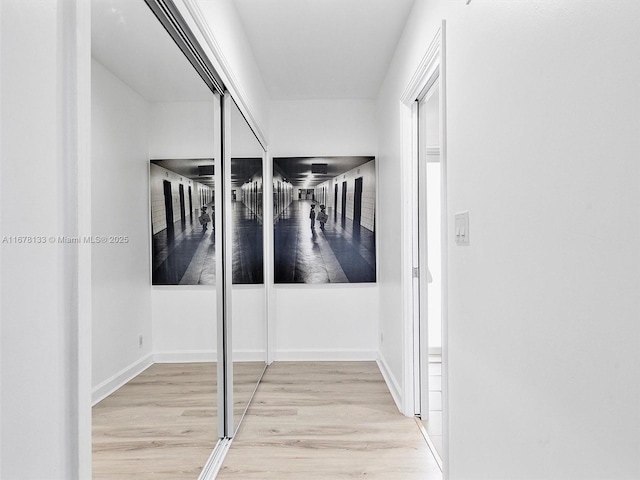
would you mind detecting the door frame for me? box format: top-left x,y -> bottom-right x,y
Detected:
400,21 -> 448,476
353,177 -> 363,228
416,82 -> 441,418
341,181 -> 347,221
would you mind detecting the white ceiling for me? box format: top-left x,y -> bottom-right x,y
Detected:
92,0 -> 416,103
91,0 -> 213,102
231,0 -> 416,100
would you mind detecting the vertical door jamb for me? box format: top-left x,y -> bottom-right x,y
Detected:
401,20 -> 448,478
411,100 -> 421,414
219,92 -> 234,437
417,91 -> 431,419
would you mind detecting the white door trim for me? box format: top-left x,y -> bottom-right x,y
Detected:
399,20 -> 449,477
74,0 -> 92,476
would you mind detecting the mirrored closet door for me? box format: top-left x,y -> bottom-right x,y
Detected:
90,0 -> 266,478
225,96 -> 268,435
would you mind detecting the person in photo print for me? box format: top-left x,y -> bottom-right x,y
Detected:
309,204 -> 316,229
199,206 -> 211,231
317,204 -> 328,230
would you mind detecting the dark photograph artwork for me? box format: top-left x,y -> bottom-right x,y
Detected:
150,158 -> 216,285
150,157 -> 265,285
231,157 -> 264,284
273,156 -> 376,284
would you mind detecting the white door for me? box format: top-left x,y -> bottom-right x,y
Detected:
416,79 -> 446,460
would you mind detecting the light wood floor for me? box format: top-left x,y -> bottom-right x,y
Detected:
233,361 -> 267,433
218,361 -> 442,480
92,363 -> 218,479
92,361 -> 266,478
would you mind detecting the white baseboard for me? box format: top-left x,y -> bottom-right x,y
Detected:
92,350 -> 264,405
153,350 -> 269,363
92,349 -> 381,406
232,350 -> 268,362
153,350 -> 217,363
376,352 -> 403,413
92,353 -> 153,406
273,349 -> 377,361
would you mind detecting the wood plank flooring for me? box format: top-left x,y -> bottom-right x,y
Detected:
218,361 -> 442,480
92,362 -> 218,479
233,361 -> 267,433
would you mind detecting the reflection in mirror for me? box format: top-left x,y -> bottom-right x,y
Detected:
150,158 -> 216,285
91,0 -> 219,477
231,156 -> 263,284
229,98 -> 267,434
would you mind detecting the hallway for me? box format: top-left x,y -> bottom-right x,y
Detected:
152,208 -> 216,285
151,199 -> 265,285
274,200 -> 376,283
231,200 -> 264,284
218,362 -> 441,479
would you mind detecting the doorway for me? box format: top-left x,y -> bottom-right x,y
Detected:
417,80 -> 444,460
179,183 -> 186,229
163,180 -> 174,240
403,24 -> 447,475
341,181 -> 347,222
353,177 -> 363,228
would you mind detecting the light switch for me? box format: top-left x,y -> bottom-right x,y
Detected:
455,211 -> 470,246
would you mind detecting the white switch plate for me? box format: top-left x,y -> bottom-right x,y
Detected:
455,211 -> 470,246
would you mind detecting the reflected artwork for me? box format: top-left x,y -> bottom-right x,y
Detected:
273,156 -> 376,284
150,158 -> 215,285
231,157 -> 264,284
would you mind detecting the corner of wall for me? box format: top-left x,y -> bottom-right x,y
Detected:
91,353 -> 153,406
376,351 -> 403,413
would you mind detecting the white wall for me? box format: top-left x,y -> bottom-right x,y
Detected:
151,288 -> 217,361
148,101 -> 216,159
273,284 -> 379,360
232,287 -> 266,361
1,1 -> 83,477
148,101 -> 219,361
270,100 -> 377,156
270,99 -> 379,359
91,59 -> 153,391
92,70 -> 221,384
191,0 -> 271,141
378,0 -> 640,478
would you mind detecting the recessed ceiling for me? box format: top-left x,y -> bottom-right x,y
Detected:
151,159 -> 215,188
228,0 -> 416,100
92,0 -> 213,102
231,158 -> 262,188
275,156 -> 374,187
